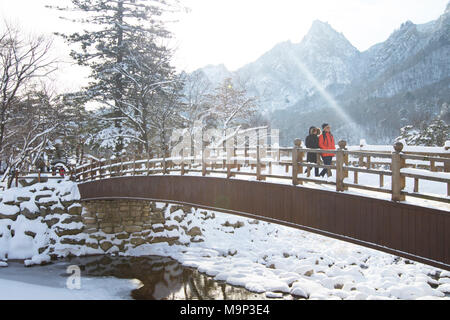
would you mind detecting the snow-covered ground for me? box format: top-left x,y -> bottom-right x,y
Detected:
122,205 -> 450,300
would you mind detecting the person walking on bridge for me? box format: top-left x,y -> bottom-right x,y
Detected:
305,126 -> 320,177
318,123 -> 335,178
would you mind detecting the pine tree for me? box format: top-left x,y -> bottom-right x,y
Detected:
418,117 -> 449,147
52,0 -> 179,157
395,124 -> 421,145
395,115 -> 449,147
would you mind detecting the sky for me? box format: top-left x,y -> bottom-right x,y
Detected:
0,0 -> 448,92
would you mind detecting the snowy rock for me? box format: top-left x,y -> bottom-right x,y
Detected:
265,291 -> 283,298
186,226 -> 202,237
437,283 -> 450,294
0,204 -> 20,220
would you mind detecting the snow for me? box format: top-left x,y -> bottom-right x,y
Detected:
0,262 -> 139,300
121,205 -> 449,300
0,179 -> 97,262
401,168 -> 450,180
0,203 -> 20,216
346,143 -> 450,154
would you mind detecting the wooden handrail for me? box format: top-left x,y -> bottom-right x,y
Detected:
73,141 -> 450,204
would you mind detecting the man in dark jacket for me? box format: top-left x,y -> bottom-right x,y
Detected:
305,126 -> 320,177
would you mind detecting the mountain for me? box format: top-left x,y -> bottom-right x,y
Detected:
197,64 -> 232,86
191,4 -> 450,145
237,20 -> 360,113
353,9 -> 450,98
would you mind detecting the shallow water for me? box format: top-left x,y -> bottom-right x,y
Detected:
0,255 -> 275,300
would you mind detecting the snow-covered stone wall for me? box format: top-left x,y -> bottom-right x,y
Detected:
0,180 -> 88,265
0,180 -> 208,267
81,200 -> 206,253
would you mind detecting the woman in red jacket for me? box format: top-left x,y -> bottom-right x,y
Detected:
318,123 -> 335,177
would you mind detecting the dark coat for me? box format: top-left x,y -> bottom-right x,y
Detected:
305,133 -> 319,163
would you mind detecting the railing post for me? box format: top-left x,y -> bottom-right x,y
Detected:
336,140 -> 347,192
358,155 -> 364,168
391,142 -> 406,201
256,136 -> 262,181
244,137 -> 249,166
99,160 -> 103,179
181,150 -> 185,175
298,147 -> 304,182
227,161 -> 232,178
256,129 -> 265,181
90,160 -> 94,181
256,144 -> 263,180
108,158 -> 112,178
202,142 -> 207,176
430,159 -> 436,172
444,150 -> 450,195
233,136 -> 237,169
292,139 -> 302,186
414,177 -> 419,193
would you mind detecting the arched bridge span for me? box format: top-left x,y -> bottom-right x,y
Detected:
78,175 -> 450,271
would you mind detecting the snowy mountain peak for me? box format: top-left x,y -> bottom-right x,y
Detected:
309,20 -> 335,33
303,20 -> 345,41
197,64 -> 231,85
300,19 -> 359,57
299,20 -> 359,58
400,20 -> 415,28
303,20 -> 335,41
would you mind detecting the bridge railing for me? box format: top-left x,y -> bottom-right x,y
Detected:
75,140 -> 450,205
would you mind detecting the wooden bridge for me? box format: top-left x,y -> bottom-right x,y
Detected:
75,141 -> 450,270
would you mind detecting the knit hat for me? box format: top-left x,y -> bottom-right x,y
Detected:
322,123 -> 329,130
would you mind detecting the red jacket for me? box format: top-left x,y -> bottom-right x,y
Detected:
319,132 -> 336,157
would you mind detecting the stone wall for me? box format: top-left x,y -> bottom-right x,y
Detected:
81,200 -> 203,253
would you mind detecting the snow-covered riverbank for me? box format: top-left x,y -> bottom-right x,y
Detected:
121,204 -> 450,300
0,261 -> 139,300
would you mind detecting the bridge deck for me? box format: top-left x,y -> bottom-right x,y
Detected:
78,175 -> 450,271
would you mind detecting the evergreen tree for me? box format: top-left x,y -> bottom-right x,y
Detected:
52,0 -> 179,157
395,115 -> 449,147
419,117 -> 449,147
